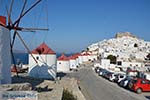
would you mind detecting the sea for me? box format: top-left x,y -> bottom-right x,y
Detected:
13,53 -> 73,64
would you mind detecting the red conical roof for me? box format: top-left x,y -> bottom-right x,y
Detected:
58,53 -> 69,61
68,55 -> 76,60
74,53 -> 81,57
0,16 -> 6,26
69,53 -> 80,60
31,43 -> 56,54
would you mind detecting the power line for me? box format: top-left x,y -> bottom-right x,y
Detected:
42,0 -> 49,42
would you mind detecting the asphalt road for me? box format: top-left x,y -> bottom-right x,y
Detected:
67,65 -> 149,100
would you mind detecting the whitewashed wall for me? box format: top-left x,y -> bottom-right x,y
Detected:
82,55 -> 89,62
0,26 -> 11,84
101,59 -> 110,69
78,56 -> 83,64
28,54 -> 56,71
57,60 -> 70,72
88,55 -> 97,61
121,62 -> 142,68
76,58 -> 79,67
69,59 -> 77,69
28,54 -> 56,79
29,54 -> 56,66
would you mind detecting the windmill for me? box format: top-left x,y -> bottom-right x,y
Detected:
0,0 -> 48,84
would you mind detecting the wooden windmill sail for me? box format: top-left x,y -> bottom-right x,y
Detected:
0,0 -> 48,84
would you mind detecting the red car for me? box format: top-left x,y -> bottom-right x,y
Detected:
128,78 -> 150,94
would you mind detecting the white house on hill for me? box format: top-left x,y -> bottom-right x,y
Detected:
57,54 -> 70,72
78,54 -> 83,65
81,52 -> 90,63
73,53 -> 80,67
88,54 -> 98,61
101,59 -> 110,69
69,55 -> 78,70
28,43 -> 56,79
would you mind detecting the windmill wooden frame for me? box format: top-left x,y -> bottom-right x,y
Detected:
0,0 -> 48,76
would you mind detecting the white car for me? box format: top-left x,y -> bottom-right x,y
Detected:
117,74 -> 126,83
109,73 -> 118,82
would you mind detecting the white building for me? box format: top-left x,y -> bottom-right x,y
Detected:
134,52 -> 147,60
98,48 -> 104,54
57,54 -> 70,72
69,55 -> 77,70
76,57 -> 79,67
87,43 -> 99,51
0,16 -> 11,84
101,59 -> 110,69
28,43 -> 56,79
73,53 -> 80,67
88,54 -> 97,61
116,52 -> 130,60
117,61 -> 143,69
81,52 -> 90,63
78,54 -> 83,65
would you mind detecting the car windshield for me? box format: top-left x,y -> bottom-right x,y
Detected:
132,79 -> 137,83
124,79 -> 128,81
114,74 -> 118,76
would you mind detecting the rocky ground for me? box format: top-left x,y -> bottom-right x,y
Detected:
0,72 -> 85,100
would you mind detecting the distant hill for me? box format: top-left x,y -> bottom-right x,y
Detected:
87,32 -> 150,62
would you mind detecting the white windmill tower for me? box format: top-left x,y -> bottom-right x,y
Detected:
0,0 -> 48,84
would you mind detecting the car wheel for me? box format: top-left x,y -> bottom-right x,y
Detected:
110,79 -> 114,82
119,81 -> 123,86
136,88 -> 142,94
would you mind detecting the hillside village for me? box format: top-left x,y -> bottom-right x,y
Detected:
88,32 -> 150,61
0,0 -> 150,99
86,32 -> 150,71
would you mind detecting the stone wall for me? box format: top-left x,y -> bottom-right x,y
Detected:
115,32 -> 137,38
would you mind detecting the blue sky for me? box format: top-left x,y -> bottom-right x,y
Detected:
0,0 -> 150,53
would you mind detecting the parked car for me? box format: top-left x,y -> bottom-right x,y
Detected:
99,69 -> 107,76
102,70 -> 110,78
119,76 -> 134,88
109,73 -> 119,82
114,74 -> 126,83
128,78 -> 150,94
95,67 -> 100,73
105,72 -> 113,79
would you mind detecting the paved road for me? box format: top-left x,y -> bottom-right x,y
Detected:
67,66 -> 149,100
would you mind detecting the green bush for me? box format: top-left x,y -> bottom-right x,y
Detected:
62,89 -> 77,100
107,55 -> 117,64
134,43 -> 138,47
